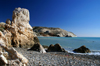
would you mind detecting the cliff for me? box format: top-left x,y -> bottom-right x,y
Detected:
0,7 -> 39,48
33,26 -> 77,37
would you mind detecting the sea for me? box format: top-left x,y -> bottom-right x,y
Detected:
38,37 -> 100,55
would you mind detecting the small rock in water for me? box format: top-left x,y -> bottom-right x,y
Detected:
73,45 -> 91,53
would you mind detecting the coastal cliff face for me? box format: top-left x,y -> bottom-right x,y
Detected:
0,7 -> 47,66
0,7 -> 36,48
33,26 -> 77,37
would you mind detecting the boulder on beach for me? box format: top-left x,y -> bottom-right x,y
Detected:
73,45 -> 91,53
28,43 -> 46,53
47,43 -> 65,52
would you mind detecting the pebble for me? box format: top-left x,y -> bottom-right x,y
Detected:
13,48 -> 100,66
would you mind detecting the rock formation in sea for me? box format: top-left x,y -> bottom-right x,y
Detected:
0,7 -> 37,48
73,45 -> 91,53
33,26 -> 77,37
47,43 -> 65,52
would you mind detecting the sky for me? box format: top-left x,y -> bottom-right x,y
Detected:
0,0 -> 100,37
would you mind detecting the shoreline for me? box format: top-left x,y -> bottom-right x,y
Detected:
65,49 -> 100,56
37,36 -> 100,37
38,37 -> 100,56
14,48 -> 100,66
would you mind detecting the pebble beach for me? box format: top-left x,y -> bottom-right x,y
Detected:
14,48 -> 100,66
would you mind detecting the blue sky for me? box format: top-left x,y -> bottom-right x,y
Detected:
0,0 -> 100,37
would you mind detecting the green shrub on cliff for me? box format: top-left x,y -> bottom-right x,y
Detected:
0,22 -> 5,32
0,27 -> 4,32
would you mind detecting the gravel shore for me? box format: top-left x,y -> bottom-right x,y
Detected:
14,48 -> 100,66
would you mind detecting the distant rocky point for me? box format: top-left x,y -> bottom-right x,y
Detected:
33,26 -> 77,37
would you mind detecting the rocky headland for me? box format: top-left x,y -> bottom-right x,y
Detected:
33,26 -> 77,37
0,7 -> 45,66
1,7 -> 36,48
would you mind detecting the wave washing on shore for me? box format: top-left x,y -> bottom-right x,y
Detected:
38,37 -> 100,55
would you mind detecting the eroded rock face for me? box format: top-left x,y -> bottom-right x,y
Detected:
1,7 -> 35,48
0,52 -> 8,65
12,7 -> 32,30
0,40 -> 28,66
73,45 -> 91,53
47,43 -> 65,52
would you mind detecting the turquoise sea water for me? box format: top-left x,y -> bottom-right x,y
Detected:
38,37 -> 100,55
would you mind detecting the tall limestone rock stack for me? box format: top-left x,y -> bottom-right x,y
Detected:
1,7 -> 35,48
0,7 -> 47,66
